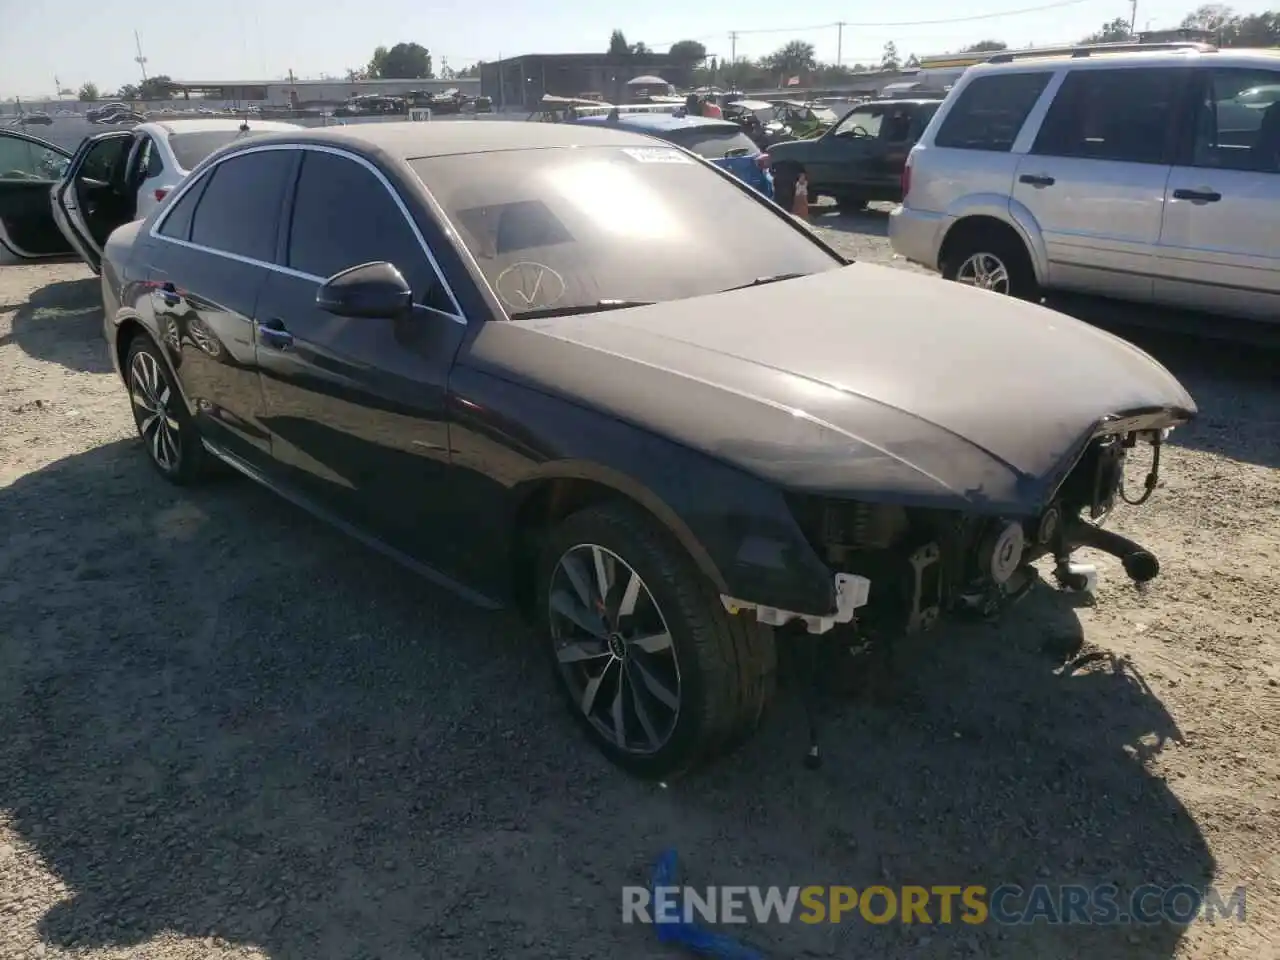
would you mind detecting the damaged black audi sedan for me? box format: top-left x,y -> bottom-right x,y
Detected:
97,122 -> 1196,778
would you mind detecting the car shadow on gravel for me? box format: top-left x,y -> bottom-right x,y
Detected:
808,202 -> 891,238
1,439 -> 1215,960
0,276 -> 111,375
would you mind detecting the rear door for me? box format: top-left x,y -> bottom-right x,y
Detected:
0,130 -> 74,264
145,146 -> 298,466
1154,65 -> 1280,322
51,130 -> 136,271
254,147 -> 468,572
1013,66 -> 1189,302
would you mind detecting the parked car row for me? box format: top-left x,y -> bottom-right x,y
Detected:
0,104 -> 1197,778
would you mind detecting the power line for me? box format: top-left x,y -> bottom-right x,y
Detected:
651,0 -> 1100,49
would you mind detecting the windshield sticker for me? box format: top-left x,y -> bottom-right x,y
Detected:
621,147 -> 693,164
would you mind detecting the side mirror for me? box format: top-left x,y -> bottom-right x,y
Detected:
316,261 -> 412,319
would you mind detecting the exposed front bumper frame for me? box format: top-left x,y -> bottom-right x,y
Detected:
721,572 -> 871,635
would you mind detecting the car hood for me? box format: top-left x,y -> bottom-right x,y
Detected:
465,263 -> 1197,513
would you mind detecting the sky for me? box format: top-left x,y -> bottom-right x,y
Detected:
1,0 -> 1273,97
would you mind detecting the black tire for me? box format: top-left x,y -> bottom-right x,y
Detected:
124,334 -> 211,485
940,225 -> 1039,301
537,503 -> 777,779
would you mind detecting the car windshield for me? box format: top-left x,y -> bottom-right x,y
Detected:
168,129 -> 279,171
411,146 -> 841,318
659,125 -> 759,159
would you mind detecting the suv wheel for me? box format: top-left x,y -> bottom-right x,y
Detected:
538,503 -> 776,779
125,336 -> 210,484
941,227 -> 1038,300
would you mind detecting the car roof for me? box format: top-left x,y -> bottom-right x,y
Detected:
966,46 -> 1280,75
213,120 -> 677,160
140,118 -> 303,137
573,113 -> 740,133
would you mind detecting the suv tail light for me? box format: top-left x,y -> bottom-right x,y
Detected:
900,155 -> 913,201
756,152 -> 771,170
154,188 -> 169,202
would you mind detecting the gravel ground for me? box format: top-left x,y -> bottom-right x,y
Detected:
1,207 -> 1278,960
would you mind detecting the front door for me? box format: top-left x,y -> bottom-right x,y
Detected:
808,105 -> 888,198
0,130 -> 74,264
254,148 -> 468,571
143,147 -> 297,465
1012,66 -> 1190,303
1154,66 -> 1280,322
50,131 -> 135,271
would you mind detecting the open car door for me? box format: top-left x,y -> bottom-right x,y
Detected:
51,129 -> 136,274
0,129 -> 76,266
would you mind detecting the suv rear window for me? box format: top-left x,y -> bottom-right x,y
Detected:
934,72 -> 1052,152
661,126 -> 759,159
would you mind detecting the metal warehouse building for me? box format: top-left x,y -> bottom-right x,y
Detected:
480,53 -> 681,110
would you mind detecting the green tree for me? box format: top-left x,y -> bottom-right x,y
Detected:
963,40 -> 1008,52
77,82 -> 100,102
117,83 -> 140,101
669,39 -> 707,64
1230,11 -> 1280,45
631,41 -> 651,55
137,75 -> 179,100
608,30 -> 630,57
880,41 -> 900,70
368,43 -> 433,79
762,40 -> 817,77
1180,3 -> 1237,33
904,53 -> 921,67
454,62 -> 482,79
1080,17 -> 1134,42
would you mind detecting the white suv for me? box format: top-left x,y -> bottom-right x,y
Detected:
889,42 -> 1280,322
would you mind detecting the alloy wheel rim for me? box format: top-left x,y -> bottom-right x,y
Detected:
548,544 -> 682,755
129,351 -> 181,472
956,252 -> 1011,294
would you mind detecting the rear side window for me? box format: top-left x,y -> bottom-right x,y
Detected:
156,176 -> 207,241
1032,68 -> 1183,164
934,72 -> 1052,152
189,149 -> 293,261
662,126 -> 759,159
1187,67 -> 1280,173
168,130 -> 276,171
287,150 -> 448,309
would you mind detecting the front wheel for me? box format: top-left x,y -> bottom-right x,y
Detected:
538,503 -> 777,779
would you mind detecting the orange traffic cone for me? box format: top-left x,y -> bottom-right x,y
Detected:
792,172 -> 810,221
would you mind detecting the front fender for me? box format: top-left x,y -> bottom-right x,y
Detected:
944,192 -> 1049,285
449,365 -> 839,618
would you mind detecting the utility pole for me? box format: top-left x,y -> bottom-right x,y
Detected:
836,23 -> 845,68
729,31 -> 738,87
1129,0 -> 1138,35
134,30 -> 149,83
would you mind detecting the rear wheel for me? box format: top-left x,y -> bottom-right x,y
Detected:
940,224 -> 1039,301
538,503 -> 776,779
125,336 -> 210,485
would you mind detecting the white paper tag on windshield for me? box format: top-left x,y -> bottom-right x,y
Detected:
621,147 -> 693,164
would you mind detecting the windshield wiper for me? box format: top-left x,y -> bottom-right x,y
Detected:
508,299 -> 656,320
719,272 -> 808,293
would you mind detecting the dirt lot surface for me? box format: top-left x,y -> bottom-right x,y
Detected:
2,207 -> 1278,960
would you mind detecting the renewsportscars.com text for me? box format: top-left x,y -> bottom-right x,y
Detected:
622,884 -> 1247,926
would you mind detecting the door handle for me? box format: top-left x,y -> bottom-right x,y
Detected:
1019,174 -> 1055,187
258,318 -> 294,350
1172,188 -> 1221,203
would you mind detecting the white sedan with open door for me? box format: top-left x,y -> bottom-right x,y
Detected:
0,118 -> 300,274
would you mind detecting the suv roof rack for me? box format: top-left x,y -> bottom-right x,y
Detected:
985,40 -> 1216,64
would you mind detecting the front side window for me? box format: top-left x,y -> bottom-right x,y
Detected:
833,108 -> 884,139
0,135 -> 68,181
1032,67 -> 1184,164
934,71 -> 1053,152
188,149 -> 294,261
411,145 -> 842,319
1189,67 -> 1280,173
286,150 -> 449,310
